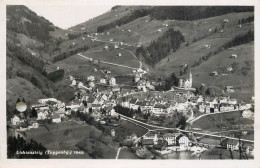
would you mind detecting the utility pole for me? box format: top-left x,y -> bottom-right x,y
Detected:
239,137 -> 242,159
229,149 -> 234,159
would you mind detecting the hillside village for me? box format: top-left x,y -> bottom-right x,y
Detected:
9,67 -> 254,159
6,5 -> 254,159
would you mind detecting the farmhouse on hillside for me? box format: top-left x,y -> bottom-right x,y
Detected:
11,115 -> 20,126
211,71 -> 218,76
230,54 -> 238,58
225,86 -> 235,93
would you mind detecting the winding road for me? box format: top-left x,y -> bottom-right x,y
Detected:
115,147 -> 122,159
77,53 -> 138,70
188,110 -> 243,124
89,35 -> 143,69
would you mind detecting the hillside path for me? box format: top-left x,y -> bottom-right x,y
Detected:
77,53 -> 138,70
188,110 -> 245,124
90,36 -> 142,69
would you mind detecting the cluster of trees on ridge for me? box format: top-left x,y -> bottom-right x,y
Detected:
8,135 -> 49,158
98,6 -> 253,33
52,45 -> 89,63
7,5 -> 54,43
136,28 -> 185,65
97,9 -> 150,33
191,30 -> 254,68
237,16 -> 254,25
155,73 -> 179,91
149,6 -> 254,21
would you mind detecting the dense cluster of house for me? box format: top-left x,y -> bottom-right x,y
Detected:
140,131 -> 191,151
133,68 -> 154,92
118,90 -> 254,118
31,98 -> 66,123
197,96 -> 253,115
10,71 -> 254,131
120,130 -> 254,155
121,130 -> 192,152
10,98 -> 67,129
222,138 -> 254,155
119,90 -> 193,116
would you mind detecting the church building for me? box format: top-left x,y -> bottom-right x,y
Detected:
179,71 -> 192,88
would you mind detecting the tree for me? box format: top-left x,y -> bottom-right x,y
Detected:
177,115 -> 187,130
136,28 -> 184,65
30,108 -> 37,118
16,98 -> 21,103
237,19 -> 241,25
214,27 -> 218,33
137,107 -> 141,114
8,136 -> 49,158
196,84 -> 206,96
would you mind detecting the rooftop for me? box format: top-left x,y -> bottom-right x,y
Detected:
141,139 -> 154,145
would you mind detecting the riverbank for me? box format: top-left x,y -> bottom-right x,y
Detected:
118,148 -> 140,159
161,151 -> 198,159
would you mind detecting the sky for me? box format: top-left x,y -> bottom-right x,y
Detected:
24,2 -> 117,29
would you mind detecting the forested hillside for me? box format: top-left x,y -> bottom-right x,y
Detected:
7,5 -> 55,43
149,6 -> 254,21
6,5 -> 66,111
136,28 -> 185,65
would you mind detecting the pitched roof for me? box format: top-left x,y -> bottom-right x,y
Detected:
87,97 -> 95,103
147,101 -> 155,106
92,104 -> 101,107
129,98 -> 138,104
135,101 -> 143,106
45,100 -> 57,105
55,109 -> 66,114
122,96 -> 131,102
144,131 -> 157,137
154,104 -> 166,109
103,106 -> 113,111
121,88 -> 131,94
141,139 -> 154,145
175,97 -> 186,103
52,113 -> 60,119
163,133 -> 180,138
226,86 -> 234,89
121,139 -> 132,146
227,139 -> 239,145
37,110 -> 45,114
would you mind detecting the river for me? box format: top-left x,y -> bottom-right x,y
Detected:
118,148 -> 199,159
161,151 -> 199,159
118,148 -> 140,159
